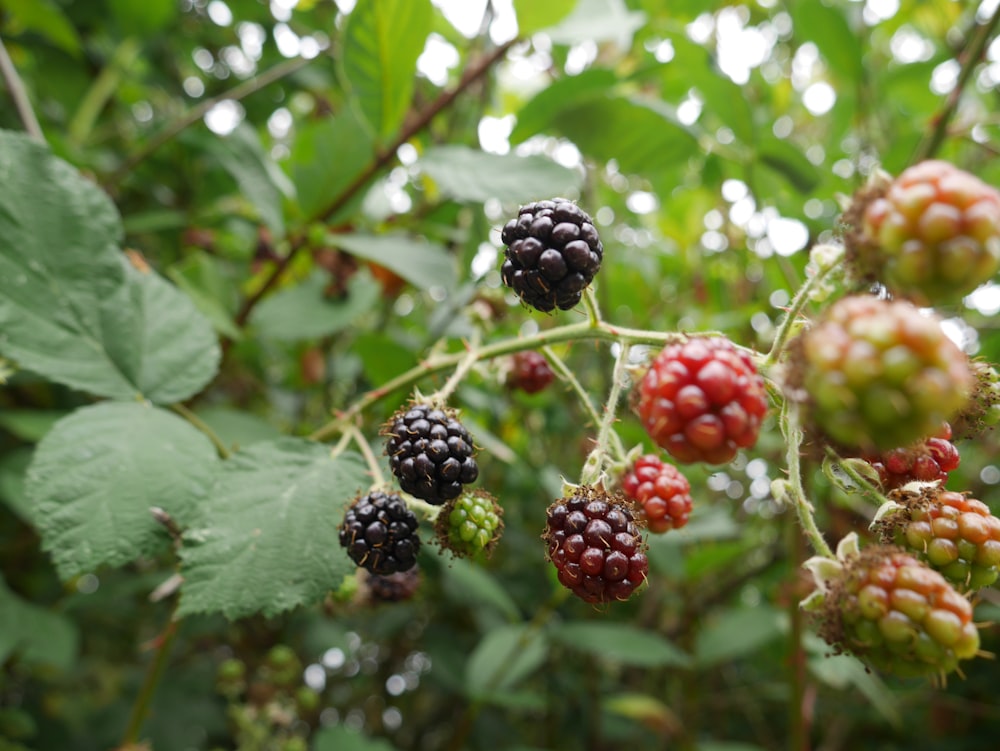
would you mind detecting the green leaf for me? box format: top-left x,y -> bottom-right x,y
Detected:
177,439 -> 369,619
417,146 -> 583,204
0,410 -> 67,442
757,137 -> 822,194
808,653 -> 901,727
513,0 -> 578,35
465,623 -> 548,697
694,607 -> 784,666
353,332 -> 416,387
1,0 -> 81,55
551,622 -> 690,667
333,232 -> 458,291
194,407 -> 282,451
250,271 -> 381,341
0,132 -> 219,402
25,403 -> 218,580
0,577 -> 78,670
510,68 -> 618,145
107,0 -> 177,36
544,0 -> 645,46
0,447 -> 33,521
167,251 -> 241,340
340,0 -> 433,142
289,110 -> 374,222
213,123 -> 294,237
313,726 -> 397,751
549,96 -> 698,180
440,557 -> 520,621
790,1 -> 864,85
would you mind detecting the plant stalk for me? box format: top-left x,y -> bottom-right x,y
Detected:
0,35 -> 44,142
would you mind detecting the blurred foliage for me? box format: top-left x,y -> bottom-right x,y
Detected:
2,0 -> 1000,750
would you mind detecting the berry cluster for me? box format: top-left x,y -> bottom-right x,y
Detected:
816,544 -> 979,678
635,337 -> 768,464
849,160 -> 1000,304
878,488 -> 1000,591
338,491 -> 421,575
500,198 -> 603,312
384,404 -> 479,504
543,488 -> 649,604
860,423 -> 960,491
435,490 -> 504,558
621,454 -> 693,533
795,294 -> 972,452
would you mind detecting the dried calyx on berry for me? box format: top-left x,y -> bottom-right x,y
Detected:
634,336 -> 768,464
804,533 -> 980,678
790,294 -> 973,453
620,453 -> 693,533
500,197 -> 603,312
435,489 -> 504,559
543,486 -> 648,604
384,403 -> 479,504
338,491 -> 421,575
858,423 -> 960,491
873,486 -> 1000,591
844,160 -> 1000,305
950,358 -> 1000,440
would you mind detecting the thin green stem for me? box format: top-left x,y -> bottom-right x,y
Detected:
171,403 -> 231,459
428,334 -> 482,405
0,35 -> 44,142
582,343 -> 631,484
347,424 -> 386,486
310,321 -> 688,442
824,447 -> 892,509
582,286 -> 603,326
781,401 -> 833,559
120,602 -> 180,746
765,249 -> 843,368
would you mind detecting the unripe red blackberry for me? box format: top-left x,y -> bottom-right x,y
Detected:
634,337 -> 768,464
500,198 -> 603,312
794,295 -> 972,453
621,454 -> 693,533
506,350 -> 555,394
543,487 -> 648,604
812,542 -> 979,677
847,160 -> 1000,304
384,404 -> 478,504
951,359 -> 1000,439
877,488 -> 1000,591
338,491 -> 420,575
435,489 -> 504,559
364,567 -> 422,603
860,423 -> 960,491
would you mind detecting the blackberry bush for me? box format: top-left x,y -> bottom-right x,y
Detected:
383,403 -> 479,504
500,198 -> 603,312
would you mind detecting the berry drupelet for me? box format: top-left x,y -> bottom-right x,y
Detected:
621,454 -> 693,533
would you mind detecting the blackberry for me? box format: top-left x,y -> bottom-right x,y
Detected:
506,350 -> 555,394
384,403 -> 479,504
621,454 -> 693,533
500,198 -> 603,312
338,491 -> 420,575
365,567 -> 422,603
860,423 -> 960,491
435,489 -> 504,558
543,487 -> 648,604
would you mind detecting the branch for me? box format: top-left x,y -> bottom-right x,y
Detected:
0,35 -> 44,142
911,4 -> 1000,163
228,38 -> 519,335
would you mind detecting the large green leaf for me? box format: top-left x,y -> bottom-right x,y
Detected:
510,68 -> 618,145
417,146 -> 583,204
513,0 -> 578,35
24,402 -> 218,580
333,232 -> 458,291
440,557 -> 520,621
694,607 -> 784,667
250,271 -> 381,341
177,439 -> 369,619
340,0 -> 433,142
0,132 -> 220,402
0,577 -> 78,670
790,1 -> 864,85
2,0 -> 81,55
551,622 -> 691,667
465,623 -> 548,697
289,111 -> 374,222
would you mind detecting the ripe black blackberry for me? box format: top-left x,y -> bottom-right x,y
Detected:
500,198 -> 603,312
384,403 -> 478,504
338,491 -> 420,575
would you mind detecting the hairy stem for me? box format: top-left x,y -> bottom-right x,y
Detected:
120,603 -> 180,746
582,343 -> 631,484
171,403 -> 231,459
0,35 -> 44,142
781,401 -> 833,559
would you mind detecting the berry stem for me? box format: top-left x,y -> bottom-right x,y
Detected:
764,248 -> 844,368
397,491 -> 442,523
583,286 -> 603,326
427,333 -> 482,406
119,600 -> 180,746
780,401 -> 834,559
171,403 -> 232,459
582,343 -> 632,484
344,424 -> 386,487
311,320 -> 688,442
0,35 -> 44,143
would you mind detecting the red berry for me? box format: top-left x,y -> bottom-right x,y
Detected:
634,337 -> 767,464
860,423 -> 960,491
506,351 -> 555,394
621,454 -> 693,533
543,488 -> 648,603
851,160 -> 1000,304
